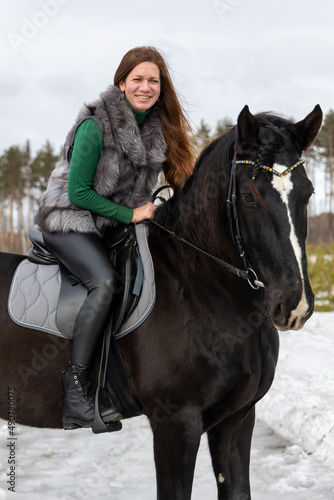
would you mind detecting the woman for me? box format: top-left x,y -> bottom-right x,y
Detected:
35,46 -> 195,430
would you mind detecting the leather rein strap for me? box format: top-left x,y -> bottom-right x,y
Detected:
151,184 -> 264,290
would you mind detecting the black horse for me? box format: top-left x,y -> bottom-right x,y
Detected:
0,105 -> 322,499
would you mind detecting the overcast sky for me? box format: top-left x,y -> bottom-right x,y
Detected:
1,0 -> 333,155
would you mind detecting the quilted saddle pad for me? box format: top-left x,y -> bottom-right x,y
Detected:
8,224 -> 156,339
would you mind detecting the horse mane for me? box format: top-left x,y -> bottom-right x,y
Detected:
154,111 -> 299,274
154,127 -> 236,273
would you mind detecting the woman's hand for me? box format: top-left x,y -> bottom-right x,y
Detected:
131,202 -> 157,223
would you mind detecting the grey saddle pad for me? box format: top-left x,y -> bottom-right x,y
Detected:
8,224 -> 155,339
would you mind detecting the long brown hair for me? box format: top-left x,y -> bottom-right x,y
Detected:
114,46 -> 196,190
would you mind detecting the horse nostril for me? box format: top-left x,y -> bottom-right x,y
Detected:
273,302 -> 286,321
290,317 -> 297,329
270,301 -> 290,330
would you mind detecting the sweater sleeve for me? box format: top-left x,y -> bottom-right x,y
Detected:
68,119 -> 134,225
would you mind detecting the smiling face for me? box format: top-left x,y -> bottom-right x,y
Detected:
119,61 -> 161,112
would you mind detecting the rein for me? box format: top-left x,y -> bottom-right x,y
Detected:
150,185 -> 264,290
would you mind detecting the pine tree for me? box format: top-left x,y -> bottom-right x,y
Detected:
195,119 -> 212,152
30,140 -> 59,192
0,145 -> 27,249
29,140 -> 60,227
214,117 -> 233,138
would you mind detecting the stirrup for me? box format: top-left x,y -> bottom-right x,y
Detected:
92,385 -> 122,434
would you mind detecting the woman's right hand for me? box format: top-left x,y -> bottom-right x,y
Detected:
131,203 -> 157,223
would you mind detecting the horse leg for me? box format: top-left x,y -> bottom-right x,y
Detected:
150,408 -> 202,500
207,407 -> 255,500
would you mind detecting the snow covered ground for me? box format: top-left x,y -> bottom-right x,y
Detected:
0,312 -> 333,499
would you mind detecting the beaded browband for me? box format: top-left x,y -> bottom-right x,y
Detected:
236,159 -> 305,178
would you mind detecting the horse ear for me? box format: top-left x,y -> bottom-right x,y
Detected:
237,105 -> 259,148
293,105 -> 323,151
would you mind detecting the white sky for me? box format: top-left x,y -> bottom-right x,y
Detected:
0,0 -> 333,154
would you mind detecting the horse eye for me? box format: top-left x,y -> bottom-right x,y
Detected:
242,193 -> 256,206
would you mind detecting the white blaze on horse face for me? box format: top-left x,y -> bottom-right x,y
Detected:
271,164 -> 309,328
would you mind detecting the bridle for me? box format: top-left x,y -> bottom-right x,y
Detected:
150,157 -> 305,290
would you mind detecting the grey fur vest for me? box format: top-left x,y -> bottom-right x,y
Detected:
35,85 -> 167,236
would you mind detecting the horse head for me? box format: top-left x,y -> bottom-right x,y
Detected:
234,105 -> 322,331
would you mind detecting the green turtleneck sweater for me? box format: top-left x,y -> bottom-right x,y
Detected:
68,103 -> 151,224
128,103 -> 151,126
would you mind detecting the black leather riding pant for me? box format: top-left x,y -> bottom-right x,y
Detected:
42,232 -> 117,371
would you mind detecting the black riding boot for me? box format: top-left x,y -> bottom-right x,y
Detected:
41,232 -> 123,431
62,367 -> 122,429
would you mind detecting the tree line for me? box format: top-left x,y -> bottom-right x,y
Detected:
0,140 -> 59,253
0,110 -> 333,254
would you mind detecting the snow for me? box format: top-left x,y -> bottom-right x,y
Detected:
1,312 -> 334,499
257,312 -> 334,467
